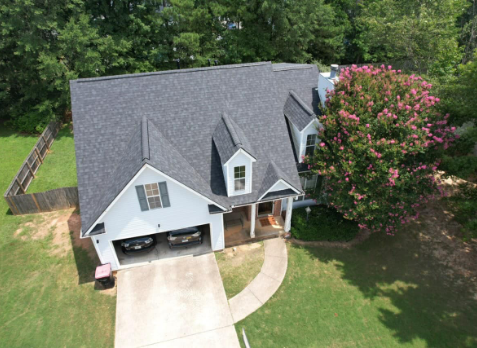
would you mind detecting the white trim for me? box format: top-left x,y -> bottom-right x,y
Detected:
109,222 -> 213,270
258,179 -> 301,201
83,164 -> 228,237
301,118 -> 320,133
144,182 -> 163,210
223,148 -> 257,166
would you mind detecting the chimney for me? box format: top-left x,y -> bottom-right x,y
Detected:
330,64 -> 339,79
175,59 -> 180,69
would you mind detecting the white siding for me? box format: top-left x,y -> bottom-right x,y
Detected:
318,73 -> 335,108
226,151 -> 253,196
91,166 -> 225,270
297,120 -> 321,162
268,180 -> 292,193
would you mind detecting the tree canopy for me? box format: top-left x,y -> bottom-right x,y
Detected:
1,0 -> 475,133
306,65 -> 457,233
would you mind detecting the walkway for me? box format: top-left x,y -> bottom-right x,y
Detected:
228,238 -> 288,323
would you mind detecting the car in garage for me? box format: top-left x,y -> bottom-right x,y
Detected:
121,235 -> 157,254
167,227 -> 202,249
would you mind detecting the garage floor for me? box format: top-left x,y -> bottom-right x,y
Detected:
115,253 -> 240,348
114,232 -> 212,268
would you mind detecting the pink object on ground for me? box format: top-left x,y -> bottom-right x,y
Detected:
95,263 -> 111,279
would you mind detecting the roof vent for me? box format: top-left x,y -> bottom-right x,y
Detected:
330,64 -> 339,79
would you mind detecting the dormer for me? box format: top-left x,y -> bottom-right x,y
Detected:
213,113 -> 256,196
284,90 -> 323,163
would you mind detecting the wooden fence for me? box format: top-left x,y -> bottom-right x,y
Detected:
5,187 -> 79,215
3,122 -> 80,215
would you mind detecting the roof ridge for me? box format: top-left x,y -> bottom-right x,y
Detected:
222,113 -> 242,146
73,62 -> 272,84
141,116 -> 150,160
289,90 -> 315,116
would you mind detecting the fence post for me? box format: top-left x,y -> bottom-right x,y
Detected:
31,194 -> 42,213
35,147 -> 43,163
42,133 -> 50,150
15,177 -> 26,194
26,161 -> 36,178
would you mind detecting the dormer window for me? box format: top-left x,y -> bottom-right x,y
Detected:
234,166 -> 246,191
305,134 -> 317,157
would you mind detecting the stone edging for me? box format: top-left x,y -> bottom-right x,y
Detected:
228,238 -> 288,323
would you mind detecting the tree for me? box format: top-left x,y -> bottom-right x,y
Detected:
306,65 -> 457,234
438,50 -> 477,179
356,0 -> 468,76
0,0 -> 127,132
224,0 -> 346,64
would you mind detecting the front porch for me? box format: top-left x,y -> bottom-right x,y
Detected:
223,198 -> 294,247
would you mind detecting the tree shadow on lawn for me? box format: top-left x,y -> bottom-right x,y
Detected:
299,230 -> 477,347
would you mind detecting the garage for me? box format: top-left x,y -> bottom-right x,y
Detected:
112,224 -> 212,268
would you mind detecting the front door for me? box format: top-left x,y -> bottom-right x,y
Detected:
257,201 -> 274,216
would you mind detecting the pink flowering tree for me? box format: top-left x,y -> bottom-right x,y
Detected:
306,65 -> 458,234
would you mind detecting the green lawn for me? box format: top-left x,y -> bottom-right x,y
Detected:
0,127 -> 115,347
28,124 -> 77,193
236,232 -> 477,347
216,242 -> 264,299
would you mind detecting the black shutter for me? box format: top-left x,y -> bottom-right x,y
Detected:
135,185 -> 149,211
158,182 -> 170,208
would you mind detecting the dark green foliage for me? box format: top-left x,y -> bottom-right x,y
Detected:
290,205 -> 359,241
444,183 -> 477,241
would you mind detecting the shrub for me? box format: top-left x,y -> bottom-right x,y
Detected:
306,65 -> 458,234
444,183 -> 477,241
290,205 -> 359,242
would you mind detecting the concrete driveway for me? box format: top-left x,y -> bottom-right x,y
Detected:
115,253 -> 240,348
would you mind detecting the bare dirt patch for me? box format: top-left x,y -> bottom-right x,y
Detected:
409,176 -> 477,286
221,242 -> 263,267
14,209 -> 97,260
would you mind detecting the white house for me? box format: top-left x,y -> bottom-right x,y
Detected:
70,62 -> 325,270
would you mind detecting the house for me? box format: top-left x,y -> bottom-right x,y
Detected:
70,61 -> 324,270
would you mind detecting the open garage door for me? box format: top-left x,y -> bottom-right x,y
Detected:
112,224 -> 212,268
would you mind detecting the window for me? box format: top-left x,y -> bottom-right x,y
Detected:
234,166 -> 246,191
305,134 -> 317,157
145,183 -> 162,209
296,174 -> 319,201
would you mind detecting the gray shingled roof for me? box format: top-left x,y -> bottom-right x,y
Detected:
257,161 -> 296,199
213,113 -> 255,165
71,62 -> 319,234
284,90 -> 316,131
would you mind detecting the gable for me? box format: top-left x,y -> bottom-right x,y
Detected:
96,166 -> 223,241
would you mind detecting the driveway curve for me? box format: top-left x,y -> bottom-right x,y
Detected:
228,237 -> 288,323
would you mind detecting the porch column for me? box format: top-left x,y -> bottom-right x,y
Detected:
284,197 -> 294,232
250,203 -> 256,238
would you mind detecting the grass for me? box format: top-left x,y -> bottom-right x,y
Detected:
236,231 -> 477,347
291,205 -> 359,241
28,124 -> 77,193
0,127 -> 115,347
215,242 -> 265,299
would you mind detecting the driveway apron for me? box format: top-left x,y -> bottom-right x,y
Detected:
115,253 -> 239,348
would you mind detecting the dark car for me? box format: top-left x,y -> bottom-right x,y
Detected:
121,235 -> 156,254
167,227 -> 202,249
